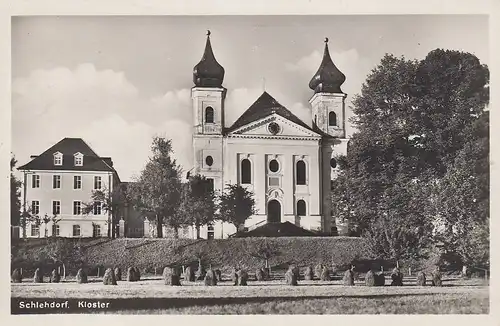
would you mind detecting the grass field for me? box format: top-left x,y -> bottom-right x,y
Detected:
11,276 -> 489,314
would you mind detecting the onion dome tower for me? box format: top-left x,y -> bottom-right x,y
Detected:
308,38 -> 349,237
192,30 -> 226,204
309,37 -> 346,94
193,30 -> 225,88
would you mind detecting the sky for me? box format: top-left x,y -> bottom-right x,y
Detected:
11,15 -> 489,181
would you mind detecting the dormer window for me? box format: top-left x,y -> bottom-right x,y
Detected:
53,152 -> 63,166
74,152 -> 83,166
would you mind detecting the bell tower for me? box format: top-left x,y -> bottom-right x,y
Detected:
192,30 -> 226,194
309,37 -> 346,138
308,37 -> 349,235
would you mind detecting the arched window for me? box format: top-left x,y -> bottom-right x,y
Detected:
241,159 -> 251,184
329,111 -> 337,126
296,160 -> 306,185
205,106 -> 214,123
297,200 -> 306,216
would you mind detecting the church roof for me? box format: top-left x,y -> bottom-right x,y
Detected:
18,137 -> 116,172
309,38 -> 346,94
193,30 -> 225,88
224,91 -> 316,134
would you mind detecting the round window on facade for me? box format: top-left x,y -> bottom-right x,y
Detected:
205,155 -> 214,167
330,158 -> 337,168
269,159 -> 280,172
268,122 -> 281,135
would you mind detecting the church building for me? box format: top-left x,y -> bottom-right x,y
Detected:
191,32 -> 350,239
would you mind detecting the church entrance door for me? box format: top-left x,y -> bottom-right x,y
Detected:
267,200 -> 281,223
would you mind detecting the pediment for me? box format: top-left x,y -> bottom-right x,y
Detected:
226,114 -> 321,138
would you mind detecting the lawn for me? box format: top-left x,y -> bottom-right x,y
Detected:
11,276 -> 489,314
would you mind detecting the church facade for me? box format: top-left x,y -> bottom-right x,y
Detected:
191,32 -> 349,239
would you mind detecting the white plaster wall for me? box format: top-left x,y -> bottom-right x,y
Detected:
23,170 -> 112,238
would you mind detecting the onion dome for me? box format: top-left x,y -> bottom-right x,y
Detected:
193,30 -> 225,87
309,38 -> 346,94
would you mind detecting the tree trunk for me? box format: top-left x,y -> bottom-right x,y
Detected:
62,263 -> 66,280
22,173 -> 27,239
196,225 -> 201,239
111,217 -> 115,239
107,214 -> 112,238
173,226 -> 179,239
156,216 -> 163,238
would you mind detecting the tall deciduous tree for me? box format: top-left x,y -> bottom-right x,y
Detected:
332,49 -> 489,265
10,155 -> 22,226
431,112 -> 489,269
128,137 -> 183,238
179,174 -> 216,239
218,184 -> 256,232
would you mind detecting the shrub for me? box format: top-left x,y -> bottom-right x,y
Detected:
304,266 -> 314,280
365,270 -> 376,286
184,266 -> 195,282
320,266 -> 331,281
231,268 -> 239,286
163,267 -> 181,286
314,264 -> 323,279
33,268 -> 43,283
285,267 -> 298,286
237,269 -> 249,286
50,269 -> 61,283
11,268 -> 22,283
114,267 -> 122,281
431,267 -> 442,287
204,269 -> 217,286
103,268 -> 117,285
416,271 -> 426,286
343,269 -> 354,286
375,272 -> 385,286
390,267 -> 403,286
215,269 -> 222,282
76,268 -> 88,284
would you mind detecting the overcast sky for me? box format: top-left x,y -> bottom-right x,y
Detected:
11,15 -> 489,181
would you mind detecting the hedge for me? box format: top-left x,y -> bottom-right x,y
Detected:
11,236 -> 371,277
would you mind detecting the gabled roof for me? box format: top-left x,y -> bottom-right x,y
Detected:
18,138 -> 115,172
224,92 -> 316,134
